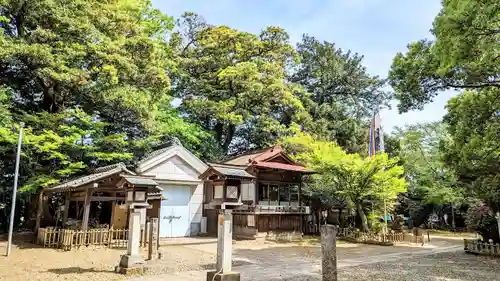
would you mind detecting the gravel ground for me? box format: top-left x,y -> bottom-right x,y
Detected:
247,252 -> 500,281
0,243 -> 218,281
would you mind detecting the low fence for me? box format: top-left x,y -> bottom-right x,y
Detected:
464,239 -> 500,256
336,227 -> 425,245
37,227 -> 132,250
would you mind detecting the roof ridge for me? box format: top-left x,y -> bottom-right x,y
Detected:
208,162 -> 248,168
92,162 -> 127,174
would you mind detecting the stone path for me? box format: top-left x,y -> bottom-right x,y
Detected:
129,244 -> 463,281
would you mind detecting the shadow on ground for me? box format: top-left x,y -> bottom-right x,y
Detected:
200,260 -> 254,270
47,267 -> 115,275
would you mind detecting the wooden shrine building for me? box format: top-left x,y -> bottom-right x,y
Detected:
38,163 -> 164,234
200,146 -> 315,240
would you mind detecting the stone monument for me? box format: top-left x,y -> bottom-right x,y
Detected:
321,224 -> 338,281
148,217 -> 159,260
206,209 -> 240,281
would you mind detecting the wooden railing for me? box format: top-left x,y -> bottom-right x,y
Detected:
232,205 -> 311,215
464,239 -> 500,256
37,227 -> 130,250
336,227 -> 425,245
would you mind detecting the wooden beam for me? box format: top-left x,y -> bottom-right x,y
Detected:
90,196 -> 123,202
92,187 -> 126,192
62,193 -> 70,226
72,196 -> 124,202
81,188 -> 93,231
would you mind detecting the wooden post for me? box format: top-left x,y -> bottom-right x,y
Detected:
81,187 -> 93,231
62,193 -> 70,227
298,180 -> 303,234
76,202 -> 80,219
35,190 -> 44,237
110,201 -> 116,228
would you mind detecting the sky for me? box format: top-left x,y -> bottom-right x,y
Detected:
152,0 -> 456,132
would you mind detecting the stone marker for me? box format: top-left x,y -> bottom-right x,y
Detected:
321,224 -> 338,281
148,217 -> 159,260
116,211 -> 144,274
206,209 -> 240,281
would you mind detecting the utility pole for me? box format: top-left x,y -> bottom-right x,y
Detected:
6,122 -> 24,257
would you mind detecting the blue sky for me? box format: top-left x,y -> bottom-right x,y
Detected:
153,0 -> 455,132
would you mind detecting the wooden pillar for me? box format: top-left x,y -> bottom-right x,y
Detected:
299,179 -> 303,233
76,202 -> 80,219
81,188 -> 93,231
62,193 -> 70,227
110,191 -> 116,228
35,190 -> 44,236
110,201 -> 116,228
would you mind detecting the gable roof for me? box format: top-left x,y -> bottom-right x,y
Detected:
223,146 -> 296,166
45,163 -> 135,193
199,163 -> 255,180
136,143 -> 207,175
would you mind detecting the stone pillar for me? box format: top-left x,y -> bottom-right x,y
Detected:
207,209 -> 240,281
321,225 -> 338,281
117,210 -> 144,271
148,218 -> 159,260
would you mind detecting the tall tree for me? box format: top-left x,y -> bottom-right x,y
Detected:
389,0 -> 500,112
0,1 -> 212,230
171,13 -> 307,155
283,133 -> 407,231
442,88 -> 500,212
291,35 -> 391,153
394,122 -> 462,227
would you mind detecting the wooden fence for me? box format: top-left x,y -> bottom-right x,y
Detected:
336,227 -> 425,245
37,227 -> 131,250
464,239 -> 500,256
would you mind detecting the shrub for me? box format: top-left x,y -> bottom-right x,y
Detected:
465,202 -> 499,243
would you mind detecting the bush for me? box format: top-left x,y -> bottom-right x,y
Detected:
465,203 -> 499,243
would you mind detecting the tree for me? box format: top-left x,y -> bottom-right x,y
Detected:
393,122 -> 463,227
283,133 -> 407,231
291,35 -> 391,153
172,13 -> 307,155
0,1 -> 212,230
388,0 -> 500,112
442,88 -> 500,212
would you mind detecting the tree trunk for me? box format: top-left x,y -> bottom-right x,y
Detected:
451,205 -> 456,230
356,203 -> 369,232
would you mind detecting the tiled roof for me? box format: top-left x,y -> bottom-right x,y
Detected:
203,163 -> 255,179
253,161 -> 315,173
136,137 -> 183,166
45,163 -> 135,193
223,146 -> 288,165
92,163 -> 135,174
121,175 -> 161,188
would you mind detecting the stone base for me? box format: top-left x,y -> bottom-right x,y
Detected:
206,271 -> 241,281
119,254 -> 144,268
114,265 -> 146,275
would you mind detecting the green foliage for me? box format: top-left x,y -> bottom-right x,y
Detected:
172,13 -> 306,154
282,133 -> 407,231
291,35 -> 391,153
393,122 -> 464,227
442,89 -> 500,211
388,0 -> 500,112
